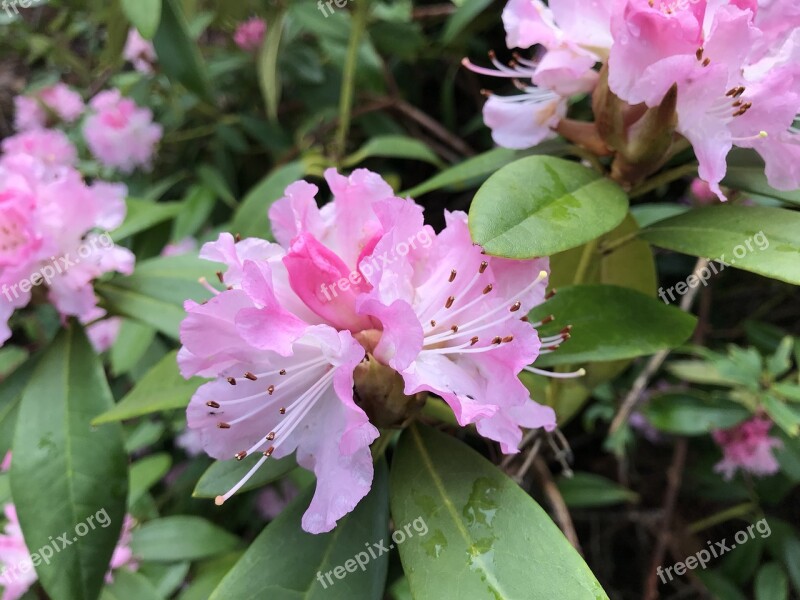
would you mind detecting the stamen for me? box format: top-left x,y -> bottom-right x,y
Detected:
215,454 -> 269,505
482,284 -> 493,294
510,302 -> 521,312
449,270 -> 457,282
431,320 -> 437,327
216,271 -> 224,283
502,335 -> 514,343
702,58 -> 710,67
525,366 -> 586,379
267,385 -> 275,395
266,432 -> 275,441
206,401 -> 220,409
264,446 -> 275,457
451,325 -> 459,333
445,296 -> 455,309
279,407 -> 286,414
244,372 -> 257,381
479,261 -> 488,274
732,131 -> 768,142
226,377 -> 236,386
279,369 -> 286,376
234,233 -> 242,242
198,277 -> 220,296
695,48 -> 703,61
217,422 -> 231,429
470,336 -> 479,346
235,451 -> 247,461
492,336 -> 502,344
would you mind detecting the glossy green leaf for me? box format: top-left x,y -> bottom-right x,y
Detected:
390,424 -> 608,600
121,0 -> 161,39
152,0 -> 212,102
193,453 -> 297,499
343,135 -> 441,167
642,392 -> 749,435
210,461 -> 390,600
755,563 -> 788,600
101,570 -> 160,600
0,354 -> 38,456
112,199 -> 181,242
641,206 -> 800,284
131,516 -> 240,562
109,320 -> 156,377
94,351 -> 203,424
401,148 -> 517,197
470,156 -> 628,258
762,395 -> 800,437
258,8 -> 285,120
557,473 -> 638,508
528,285 -> 697,367
630,203 -> 689,228
97,255 -> 218,339
129,453 -> 172,506
10,325 -> 128,600
230,161 -> 306,239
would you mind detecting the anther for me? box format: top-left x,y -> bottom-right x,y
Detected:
226,377 -> 236,385
502,335 -> 514,343
479,261 -> 488,274
470,336 -> 479,346
431,319 -> 437,327
542,314 -> 555,324
217,422 -> 231,429
234,233 -> 242,242
520,315 -> 529,322
450,325 -> 459,333
445,296 -> 455,309
266,432 -> 275,441
235,451 -> 247,461
206,401 -> 220,409
702,57 -> 710,67
279,369 -> 286,376
267,385 -> 275,395
216,271 -> 224,283
545,289 -> 557,299
492,336 -> 502,344
695,48 -> 703,61
279,407 -> 286,414
244,372 -> 257,381
449,270 -> 457,282
510,301 -> 521,312
482,284 -> 493,294
264,446 -> 274,457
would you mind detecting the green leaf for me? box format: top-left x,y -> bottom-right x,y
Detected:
469,156 -> 628,258
129,453 -> 172,506
755,563 -> 788,600
97,255 -> 218,339
528,285 -> 697,367
390,424 -> 608,600
642,392 -> 749,435
94,351 -> 202,424
723,149 -> 800,206
557,473 -> 638,508
152,0 -> 212,102
343,135 -> 441,167
112,199 -> 181,242
400,148 -> 517,197
441,0 -> 493,44
762,395 -> 800,437
193,453 -> 296,499
172,185 -> 216,241
630,203 -> 689,228
121,0 -> 161,39
774,383 -> 800,403
10,325 -> 128,600
697,570 -> 749,600
100,570 -> 161,600
258,8 -> 285,120
230,161 -> 306,239
666,360 -> 732,386
131,516 -> 240,562
640,206 -> 800,284
0,354 -> 39,456
210,461 -> 390,600
109,320 -> 156,377
767,337 -> 794,378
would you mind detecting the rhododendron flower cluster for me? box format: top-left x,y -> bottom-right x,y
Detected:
465,0 -> 800,199
713,415 -> 783,480
234,17 -> 267,52
0,129 -> 134,346
13,83 -> 84,132
179,169 -> 572,533
83,90 -> 162,173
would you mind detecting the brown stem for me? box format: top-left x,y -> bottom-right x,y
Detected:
532,457 -> 583,553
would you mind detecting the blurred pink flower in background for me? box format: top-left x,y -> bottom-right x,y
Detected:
105,515 -> 138,583
83,90 -> 162,173
713,415 -> 783,480
13,83 -> 84,132
0,505 -> 37,600
123,29 -> 157,74
2,129 -> 77,171
87,317 -> 123,353
234,17 -> 267,52
689,178 -> 718,205
161,237 -> 198,258
257,480 -> 300,521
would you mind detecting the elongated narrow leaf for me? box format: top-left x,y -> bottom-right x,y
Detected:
469,156 -> 628,257
640,206 -> 800,284
642,392 -> 749,435
528,285 -> 697,367
100,570 -> 161,600
193,453 -> 296,499
121,0 -> 161,39
0,355 -> 39,456
152,0 -> 212,102
131,516 -> 239,562
230,161 -> 305,239
97,255 -> 218,339
390,425 -> 608,599
401,148 -> 517,197
557,473 -> 638,508
258,8 -> 285,120
94,351 -> 202,424
129,453 -> 172,506
343,135 -> 441,167
10,325 -> 128,600
111,199 -> 181,242
441,0 -> 493,44
211,461 -> 389,600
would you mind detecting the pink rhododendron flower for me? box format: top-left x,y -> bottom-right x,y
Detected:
713,415 -> 782,480
234,17 -> 267,52
179,168 -> 567,533
105,515 -> 138,583
608,0 -> 800,198
0,149 -> 134,346
83,90 -> 162,173
123,29 -> 157,74
13,83 -> 84,132
87,317 -> 122,353
1,129 -> 77,171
